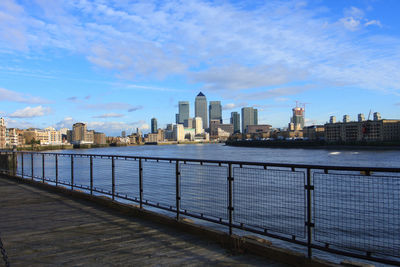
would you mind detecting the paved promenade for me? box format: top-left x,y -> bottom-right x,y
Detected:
0,176 -> 287,266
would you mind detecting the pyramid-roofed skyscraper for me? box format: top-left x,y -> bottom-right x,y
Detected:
195,92 -> 208,130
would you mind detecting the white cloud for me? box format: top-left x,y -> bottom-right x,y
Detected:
9,105 -> 52,118
365,20 -> 382,27
1,1 -> 399,98
0,87 -> 50,104
82,102 -> 142,112
54,117 -> 75,129
92,113 -> 125,118
222,102 -> 248,110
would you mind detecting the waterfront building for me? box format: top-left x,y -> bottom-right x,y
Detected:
303,125 -> 325,141
195,92 -> 208,130
209,101 -> 222,128
72,123 -> 94,144
230,112 -> 240,133
94,132 -> 106,145
193,117 -> 204,135
210,120 -> 234,140
290,106 -> 305,130
0,118 -> 6,149
151,118 -> 157,134
241,107 -> 258,133
184,128 -> 196,141
173,124 -> 185,141
246,125 -> 271,134
358,114 -> 365,122
178,101 -> 190,124
324,114 -> 400,142
6,128 -> 18,147
343,115 -> 350,123
329,116 -> 336,124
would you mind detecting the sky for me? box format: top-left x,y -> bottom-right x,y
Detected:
0,0 -> 400,136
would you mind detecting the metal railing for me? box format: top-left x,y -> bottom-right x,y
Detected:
1,151 -> 399,265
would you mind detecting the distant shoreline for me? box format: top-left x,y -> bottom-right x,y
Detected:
225,140 -> 400,151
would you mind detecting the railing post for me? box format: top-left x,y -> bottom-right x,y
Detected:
21,152 -> 24,178
31,153 -> 34,180
306,168 -> 314,258
90,156 -> 93,195
112,156 -> 115,200
228,163 -> 233,235
71,155 -> 74,190
42,154 -> 45,183
55,154 -> 58,186
176,160 -> 180,220
139,158 -> 143,209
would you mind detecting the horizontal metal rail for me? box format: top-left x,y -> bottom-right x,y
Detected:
1,150 -> 399,266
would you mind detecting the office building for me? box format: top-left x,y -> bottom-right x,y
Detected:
241,107 -> 258,133
230,112 -> 240,133
195,92 -> 208,130
178,101 -> 190,124
209,101 -> 222,128
121,131 -> 126,138
151,118 -> 157,133
303,125 -> 325,141
184,118 -> 193,128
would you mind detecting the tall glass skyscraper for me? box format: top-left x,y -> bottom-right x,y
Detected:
209,101 -> 222,127
178,101 -> 190,124
241,107 -> 258,133
151,118 -> 157,133
230,112 -> 240,133
195,92 -> 208,130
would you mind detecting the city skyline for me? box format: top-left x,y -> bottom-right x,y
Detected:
1,0 -> 400,136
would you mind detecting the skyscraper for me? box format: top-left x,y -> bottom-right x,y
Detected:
178,101 -> 190,124
195,92 -> 208,130
241,107 -> 257,133
209,101 -> 222,128
151,118 -> 157,133
230,112 -> 240,133
290,106 -> 305,130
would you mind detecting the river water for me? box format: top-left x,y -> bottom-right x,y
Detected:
20,144 -> 400,265
55,143 -> 400,167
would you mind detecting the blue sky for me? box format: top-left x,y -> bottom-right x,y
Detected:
0,0 -> 399,136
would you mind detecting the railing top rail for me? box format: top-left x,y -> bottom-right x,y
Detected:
15,150 -> 400,173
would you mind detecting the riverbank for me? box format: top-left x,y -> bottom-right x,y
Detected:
225,140 -> 400,150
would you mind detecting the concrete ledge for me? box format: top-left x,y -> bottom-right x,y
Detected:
2,174 -> 341,267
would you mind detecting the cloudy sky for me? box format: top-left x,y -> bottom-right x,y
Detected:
1,0 -> 399,135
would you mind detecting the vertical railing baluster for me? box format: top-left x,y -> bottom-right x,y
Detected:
90,156 -> 93,195
21,152 -> 24,178
112,156 -> 115,200
31,153 -> 34,180
139,158 -> 143,209
176,160 -> 180,220
42,154 -> 45,183
228,163 -> 233,235
71,155 -> 74,190
306,168 -> 313,258
55,154 -> 58,186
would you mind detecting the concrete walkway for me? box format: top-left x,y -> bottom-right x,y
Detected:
0,176 -> 288,266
